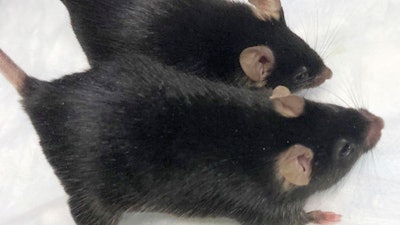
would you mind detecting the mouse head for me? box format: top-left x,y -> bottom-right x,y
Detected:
238,0 -> 332,91
283,102 -> 384,196
245,86 -> 383,198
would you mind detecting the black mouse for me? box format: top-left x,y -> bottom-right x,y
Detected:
0,49 -> 383,225
59,0 -> 332,91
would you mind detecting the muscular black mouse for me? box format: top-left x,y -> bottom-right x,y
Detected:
0,49 -> 383,225
60,0 -> 332,91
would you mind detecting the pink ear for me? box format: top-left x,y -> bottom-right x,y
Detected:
248,0 -> 282,20
270,85 -> 291,98
270,86 -> 305,118
276,144 -> 314,189
239,46 -> 275,84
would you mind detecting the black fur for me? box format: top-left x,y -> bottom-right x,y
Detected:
21,54 -> 373,225
60,0 -> 327,91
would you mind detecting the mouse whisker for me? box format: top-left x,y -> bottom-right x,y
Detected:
337,75 -> 359,108
316,4 -> 341,58
286,3 -> 310,44
317,1 -> 343,58
315,86 -> 352,108
350,73 -> 365,109
312,0 -> 320,51
319,19 -> 344,59
315,2 -> 335,57
348,84 -> 360,108
369,151 -> 379,177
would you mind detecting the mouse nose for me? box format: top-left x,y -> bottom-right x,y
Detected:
360,109 -> 384,149
310,66 -> 332,87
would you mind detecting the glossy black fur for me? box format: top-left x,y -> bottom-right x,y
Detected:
60,0 -> 326,91
21,54 -> 370,225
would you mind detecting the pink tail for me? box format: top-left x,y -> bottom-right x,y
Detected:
0,49 -> 28,95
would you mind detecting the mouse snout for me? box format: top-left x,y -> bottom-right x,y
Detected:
309,66 -> 332,88
360,109 -> 384,149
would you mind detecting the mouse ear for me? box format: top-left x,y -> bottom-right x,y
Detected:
239,46 -> 275,84
270,86 -> 305,118
276,144 -> 314,189
248,0 -> 282,21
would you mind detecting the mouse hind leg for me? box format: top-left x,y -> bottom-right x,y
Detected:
68,194 -> 122,225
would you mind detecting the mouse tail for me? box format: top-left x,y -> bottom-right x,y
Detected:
0,49 -> 44,97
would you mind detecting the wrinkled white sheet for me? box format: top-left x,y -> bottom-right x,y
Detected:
0,0 -> 399,224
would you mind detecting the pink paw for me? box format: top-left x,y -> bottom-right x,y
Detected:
307,210 -> 342,224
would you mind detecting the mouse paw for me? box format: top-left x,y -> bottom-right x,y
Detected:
307,210 -> 341,224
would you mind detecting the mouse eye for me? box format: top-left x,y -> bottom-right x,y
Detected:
333,138 -> 357,160
335,139 -> 356,159
339,143 -> 353,158
293,67 -> 309,83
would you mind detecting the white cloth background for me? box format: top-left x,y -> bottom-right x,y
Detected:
0,0 -> 399,224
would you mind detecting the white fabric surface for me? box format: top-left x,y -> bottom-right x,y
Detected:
0,0 -> 399,224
